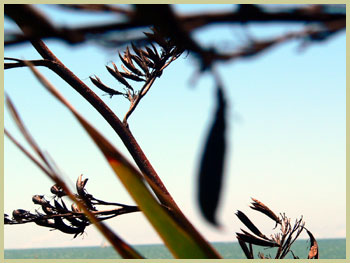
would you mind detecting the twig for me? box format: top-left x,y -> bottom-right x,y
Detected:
5,5 -> 345,47
5,57 -> 55,70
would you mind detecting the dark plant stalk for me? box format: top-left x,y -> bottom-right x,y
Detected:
30,39 -> 171,204
6,10 -> 220,256
29,38 -> 220,258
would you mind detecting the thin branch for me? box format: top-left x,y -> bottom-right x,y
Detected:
5,5 -> 345,47
57,4 -> 132,16
5,57 -> 53,70
10,37 -> 172,206
5,16 -> 217,253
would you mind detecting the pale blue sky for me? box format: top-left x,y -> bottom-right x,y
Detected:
4,4 -> 346,249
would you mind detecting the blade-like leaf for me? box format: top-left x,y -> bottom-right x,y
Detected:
25,62 -> 221,259
198,85 -> 227,225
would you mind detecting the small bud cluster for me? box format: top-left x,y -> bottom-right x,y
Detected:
5,175 -> 139,238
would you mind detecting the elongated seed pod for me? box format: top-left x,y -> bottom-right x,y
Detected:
306,229 -> 319,259
42,205 -> 55,215
54,199 -> 67,213
50,184 -> 66,198
237,232 -> 279,247
76,174 -> 88,197
119,51 -> 143,76
53,216 -> 86,237
236,210 -> 268,239
145,46 -> 160,64
144,30 -> 168,50
32,195 -> 49,206
198,85 -> 227,226
120,71 -> 145,82
34,218 -> 55,228
106,64 -> 133,91
90,76 -> 123,97
130,54 -> 149,76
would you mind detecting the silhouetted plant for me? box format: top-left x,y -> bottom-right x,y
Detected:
4,4 -> 344,259
90,27 -> 183,124
236,198 -> 319,259
5,175 -> 139,238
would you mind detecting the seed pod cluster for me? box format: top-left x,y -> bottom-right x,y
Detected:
236,198 -> 317,259
90,28 -> 183,102
4,176 -> 139,239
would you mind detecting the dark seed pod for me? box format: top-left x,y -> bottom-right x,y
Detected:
236,210 -> 268,240
60,198 -> 68,211
120,71 -> 145,82
306,229 -> 319,259
150,43 -> 160,59
144,30 -> 169,51
145,46 -> 160,64
90,76 -> 123,97
119,50 -> 143,77
106,64 -> 133,91
63,201 -> 88,228
51,184 -> 66,198
130,54 -> 149,76
198,85 -> 227,226
131,42 -> 143,58
42,205 -> 55,215
12,209 -> 35,221
53,216 -> 86,238
32,195 -> 49,206
237,231 -> 279,247
140,52 -> 155,68
250,198 -> 280,224
4,214 -> 13,224
54,199 -> 67,213
34,218 -> 55,228
76,174 -> 88,197
120,64 -> 133,75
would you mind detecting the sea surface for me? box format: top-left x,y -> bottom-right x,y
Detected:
5,238 -> 345,259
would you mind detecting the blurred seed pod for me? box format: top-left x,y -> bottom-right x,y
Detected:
12,209 -> 35,221
71,203 -> 81,213
34,218 -> 55,228
76,174 -> 88,197
42,205 -> 55,215
145,46 -> 161,64
32,195 -> 49,206
144,28 -> 169,51
54,199 -> 67,213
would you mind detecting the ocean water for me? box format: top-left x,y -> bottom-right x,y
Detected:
5,238 -> 345,259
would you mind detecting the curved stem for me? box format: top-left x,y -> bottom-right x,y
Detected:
6,6 -> 221,253
26,39 -> 219,256
30,39 -> 173,204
